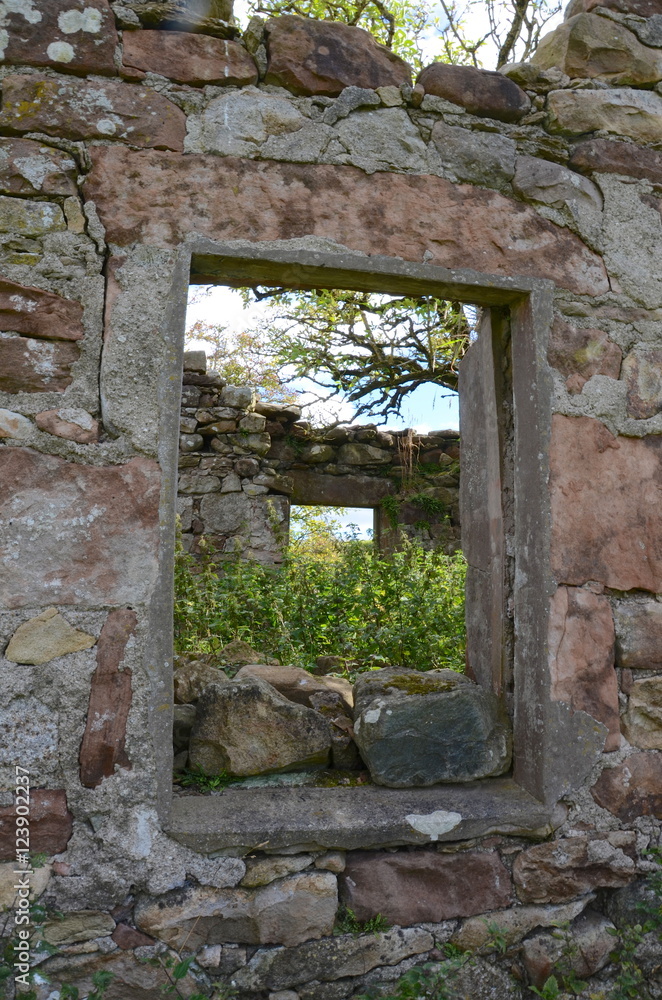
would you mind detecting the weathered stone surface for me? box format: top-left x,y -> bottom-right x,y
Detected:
111,923 -> 155,950
547,87 -> 662,143
0,278 -> 84,341
622,346 -> 662,419
591,752 -> 662,820
0,790 -> 73,862
5,607 -> 96,665
418,63 -> 530,122
241,854 -> 313,888
0,862 -> 51,910
173,654 -> 228,703
290,470 -> 393,507
337,443 -> 391,465
237,664 -> 352,711
126,0 -> 236,36
264,15 -> 411,96
233,926 -> 433,990
532,13 -> 662,84
339,849 -> 512,924
185,89 -> 308,158
0,408 -> 32,439
614,599 -> 662,670
547,317 -> 621,391
512,154 -> 602,235
565,0 -> 662,19
513,833 -> 637,903
334,107 -> 428,174
550,415 -> 662,593
0,138 -> 77,197
353,668 -> 511,787
79,609 -> 136,788
35,407 -> 99,443
0,195 -> 65,236
569,137 -> 662,184
0,450 -> 160,608
453,896 -> 591,952
189,677 -> 331,776
85,148 -> 610,297
548,587 -> 620,751
122,30 -> 257,85
44,911 -> 116,946
446,957 -> 524,1000
135,872 -> 338,948
173,703 -> 196,754
521,910 -> 616,989
0,335 -> 80,394
431,121 -> 516,190
0,0 -> 117,76
33,949 -> 201,1000
0,75 -> 186,151
621,676 -> 662,749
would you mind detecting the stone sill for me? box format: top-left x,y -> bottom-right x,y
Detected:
166,778 -> 558,855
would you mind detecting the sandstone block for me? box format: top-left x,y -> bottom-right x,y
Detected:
183,349 -> 207,373
237,664 -> 352,711
44,910 -> 116,946
621,676 -> 662,749
337,443 -> 391,465
79,609 -> 136,788
241,854 -> 314,888
126,0 -> 235,34
234,926 -> 432,990
0,862 -> 51,911
547,317 -> 621,391
547,87 -> 662,143
85,148 -> 610,296
0,138 -> 78,197
522,910 -> 616,989
123,30 -> 257,85
513,833 -> 637,903
111,923 -> 155,949
236,428 -> 271,454
0,409 -> 32,439
264,15 -> 411,96
565,0 -> 662,20
0,790 -> 73,862
513,154 -> 602,223
189,677 -> 331,776
135,872 -> 338,948
452,897 -> 591,952
0,75 -> 185,151
35,408 -> 99,443
569,137 -> 662,184
532,14 -> 662,85
173,654 -> 229,703
418,63 -> 530,122
5,607 -> 96,665
592,752 -> 662,820
339,849 -> 512,925
0,0 -> 118,76
0,450 -> 160,608
431,121 -> 516,190
0,196 -> 65,237
0,279 -> 84,341
614,599 -> 662,669
622,346 -> 662,419
353,667 -> 511,786
0,335 -> 80,394
548,586 -> 620,751
550,415 -> 662,592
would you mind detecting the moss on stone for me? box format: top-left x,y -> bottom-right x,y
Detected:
382,673 -> 459,695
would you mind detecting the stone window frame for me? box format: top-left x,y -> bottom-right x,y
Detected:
154,237 -> 576,854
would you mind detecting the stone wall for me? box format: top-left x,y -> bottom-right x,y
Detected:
0,0 -> 661,997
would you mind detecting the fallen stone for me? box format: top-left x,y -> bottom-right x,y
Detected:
548,586 -> 620,751
0,409 -> 32,439
621,676 -> 662,749
0,279 -> 84,341
353,667 -> 511,786
532,13 -> 662,85
569,137 -> 662,184
452,896 -> 592,952
0,75 -> 186,151
417,63 -> 530,122
264,15 -> 411,96
550,415 -> 662,592
237,664 -> 353,711
123,31 -> 257,86
5,608 -> 96,665
35,408 -> 99,444
431,120 -> 516,190
0,0 -> 118,76
547,87 -> 662,143
339,849 -> 512,925
0,862 -> 51,910
0,138 -> 78,198
0,790 -> 73,862
241,854 -> 314,888
233,926 -> 433,990
614,599 -> 662,669
622,346 -> 662,418
173,654 -> 229,703
44,911 -> 116,946
189,677 -> 331,776
521,910 -> 616,988
513,833 -> 637,903
591,752 -> 662,820
219,638 -> 277,666
79,609 -> 136,788
85,148 -> 610,297
135,872 -> 337,948
0,335 -> 80,395
547,317 -> 621,391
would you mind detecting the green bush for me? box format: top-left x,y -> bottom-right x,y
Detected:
174,530 -> 466,676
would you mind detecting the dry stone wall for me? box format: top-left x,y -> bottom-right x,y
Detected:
0,0 -> 661,997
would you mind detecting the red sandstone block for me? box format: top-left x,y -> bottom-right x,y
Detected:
0,790 -> 73,862
591,752 -> 662,821
513,833 -> 637,904
417,63 -> 530,122
0,279 -> 84,341
0,139 -> 78,198
570,138 -> 662,185
0,0 -> 118,76
0,336 -> 80,393
122,30 -> 257,86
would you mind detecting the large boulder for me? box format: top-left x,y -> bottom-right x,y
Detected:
189,677 -> 332,776
173,653 -> 229,703
237,663 -> 353,710
352,668 -> 511,787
